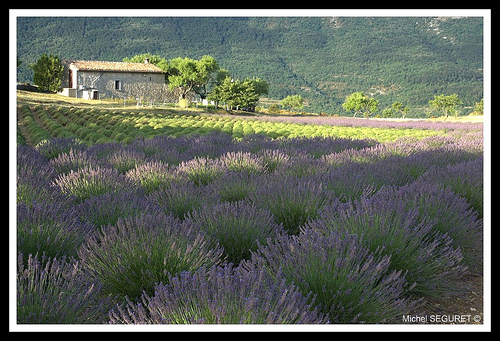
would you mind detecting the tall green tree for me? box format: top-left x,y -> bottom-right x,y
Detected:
342,92 -> 378,118
391,101 -> 410,118
30,54 -> 63,92
280,94 -> 304,111
472,98 -> 484,115
123,53 -> 170,74
208,77 -> 261,111
429,94 -> 462,119
168,55 -> 219,100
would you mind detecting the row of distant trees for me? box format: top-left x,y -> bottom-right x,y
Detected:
342,91 -> 483,119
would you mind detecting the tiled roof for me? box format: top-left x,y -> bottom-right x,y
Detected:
68,60 -> 165,73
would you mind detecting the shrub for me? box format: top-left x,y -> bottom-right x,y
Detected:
419,157 -> 483,218
308,196 -> 467,297
257,148 -> 291,173
17,253 -> 114,324
78,213 -> 225,300
125,161 -> 173,194
105,148 -> 146,173
17,202 -> 92,259
74,190 -> 160,229
252,229 -> 418,323
186,201 -> 283,264
17,146 -> 69,206
53,166 -> 137,203
49,148 -> 101,175
175,156 -> 224,186
35,137 -> 86,159
217,151 -> 266,175
109,265 -> 327,324
371,180 -> 483,267
149,180 -> 217,220
248,175 -> 336,234
207,171 -> 259,202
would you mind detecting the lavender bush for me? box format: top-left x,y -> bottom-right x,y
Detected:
17,145 -> 70,206
74,190 -> 161,229
109,265 -> 327,324
17,253 -> 114,324
419,156 -> 483,218
248,175 -> 337,234
78,213 -> 225,300
34,137 -> 86,160
53,166 -> 138,203
371,180 -> 483,267
251,229 -> 419,323
217,151 -> 266,175
17,202 -> 92,259
125,160 -> 173,194
105,147 -> 147,173
175,156 -> 224,186
49,148 -> 102,175
185,201 -> 284,264
148,180 -> 218,220
307,197 -> 467,297
207,171 -> 260,203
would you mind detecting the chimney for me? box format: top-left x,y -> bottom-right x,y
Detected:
144,58 -> 149,64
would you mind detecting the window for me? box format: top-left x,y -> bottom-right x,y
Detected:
115,80 -> 121,90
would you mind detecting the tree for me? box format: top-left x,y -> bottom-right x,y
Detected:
472,98 -> 483,115
391,101 -> 410,118
280,94 -> 304,112
30,54 -> 63,92
246,77 -> 269,97
429,94 -> 462,120
342,92 -> 378,118
208,77 -> 261,111
168,55 -> 219,101
123,53 -> 170,74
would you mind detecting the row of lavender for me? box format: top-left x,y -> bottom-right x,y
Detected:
17,129 -> 483,324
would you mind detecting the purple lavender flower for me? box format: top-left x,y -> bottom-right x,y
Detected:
251,228 -> 418,323
52,166 -> 139,203
17,202 -> 93,259
148,179 -> 218,220
49,148 -> 103,175
175,156 -> 225,186
217,151 -> 266,174
185,201 -> 284,264
419,156 -> 483,218
248,174 -> 337,234
109,265 -> 327,324
279,136 -> 376,159
17,253 -> 115,324
105,147 -> 147,173
78,213 -> 225,300
308,194 -> 468,297
371,180 -> 482,267
125,160 -> 173,194
256,148 -> 291,173
34,137 -> 86,159
206,171 -> 260,203
74,190 -> 161,229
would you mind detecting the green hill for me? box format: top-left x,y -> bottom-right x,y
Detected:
16,16 -> 483,115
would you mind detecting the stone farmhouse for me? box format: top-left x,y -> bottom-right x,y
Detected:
59,59 -> 167,102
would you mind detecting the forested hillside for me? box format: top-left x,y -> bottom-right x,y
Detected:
16,16 -> 483,115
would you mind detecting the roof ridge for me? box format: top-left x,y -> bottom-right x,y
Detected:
66,59 -> 165,73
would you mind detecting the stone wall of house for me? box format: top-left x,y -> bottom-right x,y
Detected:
75,70 -> 167,102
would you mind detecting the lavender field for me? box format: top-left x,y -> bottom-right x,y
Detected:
16,100 -> 484,325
